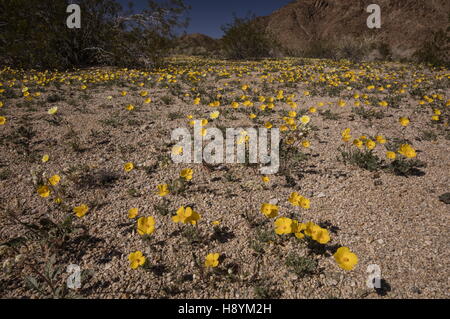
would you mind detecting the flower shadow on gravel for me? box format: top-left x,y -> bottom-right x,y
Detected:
210,226 -> 235,243
65,235 -> 104,260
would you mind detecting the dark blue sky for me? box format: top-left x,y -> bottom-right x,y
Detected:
118,0 -> 292,38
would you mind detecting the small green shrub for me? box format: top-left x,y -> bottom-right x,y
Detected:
285,253 -> 317,278
340,148 -> 381,171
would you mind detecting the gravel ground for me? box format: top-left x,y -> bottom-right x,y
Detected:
0,57 -> 449,299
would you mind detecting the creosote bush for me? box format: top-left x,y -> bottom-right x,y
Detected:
0,0 -> 189,69
221,14 -> 275,60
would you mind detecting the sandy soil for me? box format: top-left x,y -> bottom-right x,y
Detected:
0,57 -> 449,299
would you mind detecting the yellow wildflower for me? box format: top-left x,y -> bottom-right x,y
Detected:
73,204 -> 89,218
157,184 -> 170,197
386,151 -> 396,160
128,208 -> 139,219
353,139 -> 363,148
205,253 -> 220,268
42,154 -> 50,163
180,168 -> 193,181
210,111 -> 220,119
334,247 -> 358,271
300,116 -> 310,124
128,251 -> 146,269
365,139 -> 376,150
37,185 -> 51,198
399,117 -> 410,127
304,222 -> 330,244
137,216 -> 155,235
260,203 -> 279,218
124,162 -> 134,172
375,135 -> 386,144
47,107 -> 58,115
48,175 -> 61,186
262,176 -> 270,183
172,206 -> 201,225
398,144 -> 417,158
274,217 -> 295,235
288,192 -> 310,209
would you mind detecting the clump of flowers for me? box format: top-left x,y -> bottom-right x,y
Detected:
281,111 -> 312,147
272,217 -> 308,239
260,203 -> 279,218
288,192 -> 310,209
304,222 -> 330,244
398,144 -> 416,158
34,170 -> 65,203
172,206 -> 201,225
385,143 -> 423,176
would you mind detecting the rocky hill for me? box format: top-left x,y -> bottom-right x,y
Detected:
261,0 -> 449,60
172,33 -> 221,56
174,0 -> 449,63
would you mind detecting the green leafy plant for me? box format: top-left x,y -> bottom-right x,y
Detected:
285,253 -> 317,278
340,147 -> 381,171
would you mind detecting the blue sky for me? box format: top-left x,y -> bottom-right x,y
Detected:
118,0 -> 292,38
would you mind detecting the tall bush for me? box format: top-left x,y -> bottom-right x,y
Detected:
221,14 -> 274,60
0,0 -> 189,69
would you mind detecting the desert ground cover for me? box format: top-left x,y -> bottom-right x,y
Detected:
0,56 -> 449,299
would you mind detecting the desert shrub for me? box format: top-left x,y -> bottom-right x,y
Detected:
387,158 -> 427,177
352,107 -> 385,122
171,34 -> 222,58
377,42 -> 392,61
301,40 -> 337,60
340,148 -> 381,172
414,13 -> 449,67
0,0 -> 189,69
302,36 -> 381,62
334,36 -> 375,62
221,14 -> 274,60
285,253 -> 317,278
414,29 -> 449,67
